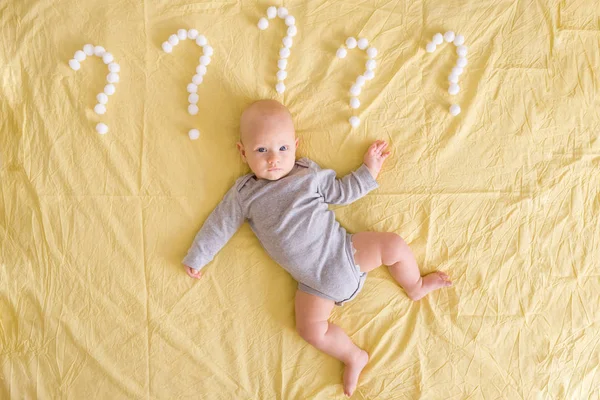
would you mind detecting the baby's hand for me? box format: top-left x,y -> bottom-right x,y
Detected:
184,264 -> 204,280
364,140 -> 391,179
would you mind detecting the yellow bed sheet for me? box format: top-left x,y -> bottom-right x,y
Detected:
2,0 -> 600,398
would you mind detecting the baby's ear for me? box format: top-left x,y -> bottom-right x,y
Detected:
236,142 -> 247,163
295,137 -> 299,148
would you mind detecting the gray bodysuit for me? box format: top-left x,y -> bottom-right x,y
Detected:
182,158 -> 379,305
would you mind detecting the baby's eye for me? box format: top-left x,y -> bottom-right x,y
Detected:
279,146 -> 288,151
257,148 -> 267,153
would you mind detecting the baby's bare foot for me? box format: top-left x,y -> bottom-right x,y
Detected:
407,271 -> 452,301
343,349 -> 369,397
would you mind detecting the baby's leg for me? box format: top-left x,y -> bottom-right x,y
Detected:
352,232 -> 452,301
295,289 -> 369,397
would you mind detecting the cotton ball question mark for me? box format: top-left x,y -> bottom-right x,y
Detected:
258,6 -> 297,94
68,44 -> 120,134
425,31 -> 468,116
336,37 -> 377,127
161,29 -> 213,140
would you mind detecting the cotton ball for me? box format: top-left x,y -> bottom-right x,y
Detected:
102,52 -> 114,64
356,75 -> 366,87
448,73 -> 459,83
258,17 -> 269,30
366,47 -> 378,58
457,57 -> 468,68
94,104 -> 106,115
203,45 -> 213,56
267,6 -> 277,19
196,35 -> 208,46
162,42 -> 173,53
453,35 -> 465,46
107,72 -> 119,83
192,74 -> 203,85
456,45 -> 468,57
187,83 -> 198,93
68,59 -> 81,70
104,84 -> 116,95
276,82 -> 285,93
278,59 -> 288,70
357,38 -> 369,50
196,65 -> 207,75
96,123 -> 109,135
168,34 -> 179,46
187,29 -> 199,39
277,7 -> 288,18
279,47 -> 291,59
188,93 -> 199,104
287,25 -> 297,37
74,50 -> 86,62
188,129 -> 200,140
94,46 -> 106,56
336,47 -> 347,59
366,59 -> 376,71
346,37 -> 357,49
83,44 -> 95,56
177,29 -> 188,40
448,83 -> 460,95
188,104 -> 199,115
199,55 -> 211,65
285,15 -> 295,26
452,66 -> 463,76
444,31 -> 455,42
349,116 -> 360,128
364,70 -> 375,80
277,70 -> 287,81
283,36 -> 293,48
350,84 -> 361,96
108,63 -> 120,73
426,42 -> 436,53
96,93 -> 108,104
350,97 -> 360,109
432,33 -> 443,45
449,104 -> 461,116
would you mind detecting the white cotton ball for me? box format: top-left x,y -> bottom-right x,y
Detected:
357,38 -> 369,50
285,15 -> 295,26
203,45 -> 213,56
276,82 -> 285,93
104,84 -> 116,95
74,50 -> 86,62
267,6 -> 277,19
457,57 -> 468,68
282,36 -> 293,48
350,97 -> 360,109
177,29 -> 188,40
196,35 -> 208,46
107,72 -> 119,83
258,17 -> 269,30
277,7 -> 288,18
94,104 -> 106,115
279,47 -> 290,59
97,93 -> 108,104
192,74 -> 203,85
108,63 -> 120,73
448,83 -> 460,95
187,83 -> 198,93
356,75 -> 366,86
366,59 -> 376,71
278,59 -> 288,70
349,116 -> 360,127
336,47 -> 347,59
168,34 -> 179,46
187,29 -> 199,39
449,104 -> 461,116
94,46 -> 106,56
453,35 -> 465,46
452,66 -> 463,76
196,65 -> 207,75
444,31 -> 455,42
68,59 -> 81,70
188,104 -> 199,115
426,42 -> 436,53
102,52 -> 114,64
287,25 -> 297,37
366,47 -> 378,58
350,84 -> 361,96
364,70 -> 375,80
457,45 -> 468,57
448,73 -> 459,83
346,37 -> 357,49
199,55 -> 211,65
277,70 -> 287,81
162,42 -> 173,53
432,33 -> 444,45
83,44 -> 95,56
188,93 -> 199,104
189,129 -> 200,140
96,123 -> 109,134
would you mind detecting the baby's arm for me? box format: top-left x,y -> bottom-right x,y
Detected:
182,185 -> 245,279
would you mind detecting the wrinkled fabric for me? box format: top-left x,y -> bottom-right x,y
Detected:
1,0 -> 599,398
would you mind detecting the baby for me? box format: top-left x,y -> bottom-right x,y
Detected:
182,99 -> 452,397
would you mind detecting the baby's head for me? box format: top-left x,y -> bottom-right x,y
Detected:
237,99 -> 299,181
